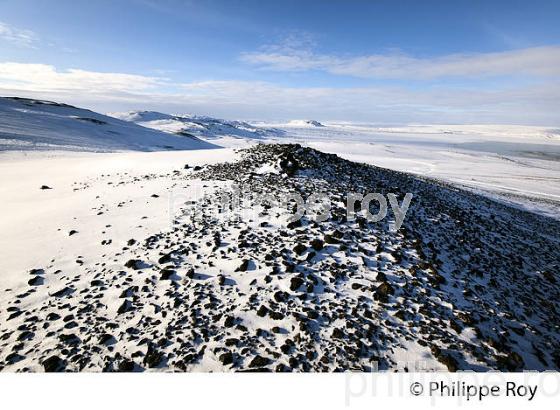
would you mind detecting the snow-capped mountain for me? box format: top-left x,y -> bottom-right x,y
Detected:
110,110 -> 284,143
0,97 -> 217,152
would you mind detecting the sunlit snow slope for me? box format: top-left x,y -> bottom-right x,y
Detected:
0,97 -> 218,152
110,110 -> 283,147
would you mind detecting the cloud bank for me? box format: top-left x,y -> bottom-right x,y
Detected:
0,61 -> 559,125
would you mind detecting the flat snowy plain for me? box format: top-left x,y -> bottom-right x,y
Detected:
255,121 -> 560,220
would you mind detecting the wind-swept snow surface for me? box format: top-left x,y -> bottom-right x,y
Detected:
0,97 -> 218,152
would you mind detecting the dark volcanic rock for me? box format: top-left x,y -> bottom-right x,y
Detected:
235,259 -> 250,272
43,356 -> 65,372
248,355 -> 270,368
124,259 -> 144,270
28,276 -> 44,286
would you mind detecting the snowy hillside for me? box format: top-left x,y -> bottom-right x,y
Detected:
0,144 -> 558,372
0,98 -> 559,373
110,110 -> 283,146
0,97 -> 218,152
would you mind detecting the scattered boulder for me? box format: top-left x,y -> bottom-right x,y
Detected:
248,355 -> 270,368
310,239 -> 324,251
160,268 -> 175,280
28,276 -> 44,286
118,360 -> 136,372
496,352 -> 525,371
374,282 -> 395,302
235,259 -> 250,272
219,352 -> 234,366
42,356 -> 65,372
144,344 -> 165,368
117,300 -> 134,314
293,243 -> 307,255
124,259 -> 144,270
290,277 -> 304,291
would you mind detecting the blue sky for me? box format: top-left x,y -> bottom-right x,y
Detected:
1,0 -> 559,124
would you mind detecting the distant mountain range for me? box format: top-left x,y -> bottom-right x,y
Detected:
109,110 -> 284,141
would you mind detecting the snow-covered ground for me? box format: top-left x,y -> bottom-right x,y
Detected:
1,99 -> 559,372
0,98 -> 217,152
1,143 -> 558,372
109,110 -> 283,148
253,121 -> 560,219
0,148 -> 237,290
111,108 -> 560,219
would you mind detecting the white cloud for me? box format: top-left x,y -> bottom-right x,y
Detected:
0,22 -> 38,47
177,79 -> 560,124
0,62 -> 558,125
0,63 -> 164,93
241,44 -> 560,79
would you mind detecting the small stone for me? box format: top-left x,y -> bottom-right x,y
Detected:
224,316 -> 236,328
59,333 -> 80,345
290,277 -> 304,291
374,282 -> 395,302
28,276 -> 43,286
50,286 -> 73,298
219,352 -> 234,366
248,355 -> 270,368
160,268 -> 175,280
185,267 -> 195,278
324,234 -> 340,244
235,259 -> 250,272
293,243 -> 307,255
158,253 -> 172,264
43,356 -> 65,372
124,259 -> 143,270
46,312 -> 61,321
17,330 -> 34,341
117,300 -> 134,314
332,328 -> 345,339
144,344 -> 164,368
99,333 -> 115,345
118,360 -> 136,372
310,239 -> 324,251
257,305 -> 269,317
